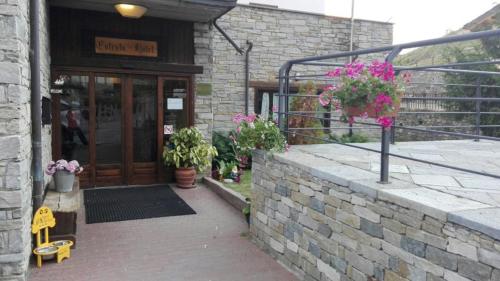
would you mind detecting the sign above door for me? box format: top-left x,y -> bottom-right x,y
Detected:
95,36 -> 158,57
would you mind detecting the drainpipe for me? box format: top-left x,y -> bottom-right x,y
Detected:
244,41 -> 253,115
213,8 -> 244,55
30,0 -> 43,212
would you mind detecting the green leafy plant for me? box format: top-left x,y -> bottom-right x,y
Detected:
212,132 -> 238,164
233,114 -> 288,153
163,127 -> 218,172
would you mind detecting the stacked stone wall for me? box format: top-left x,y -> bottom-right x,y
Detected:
251,150 -> 500,281
210,5 -> 393,131
0,0 -> 51,280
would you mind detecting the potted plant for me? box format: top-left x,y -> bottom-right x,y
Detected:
242,198 -> 251,225
318,60 -> 410,129
232,113 -> 288,153
163,127 -> 218,188
45,160 -> 83,193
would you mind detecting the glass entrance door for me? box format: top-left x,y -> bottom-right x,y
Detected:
52,71 -> 192,188
94,75 -> 123,186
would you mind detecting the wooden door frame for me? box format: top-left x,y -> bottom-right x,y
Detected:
51,66 -> 194,188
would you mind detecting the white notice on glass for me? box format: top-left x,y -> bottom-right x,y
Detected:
167,98 -> 183,110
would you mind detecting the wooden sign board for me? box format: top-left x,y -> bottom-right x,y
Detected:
95,36 -> 158,57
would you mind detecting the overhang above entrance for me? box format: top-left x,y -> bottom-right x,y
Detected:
49,0 -> 236,22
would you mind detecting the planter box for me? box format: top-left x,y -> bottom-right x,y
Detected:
203,177 -> 249,212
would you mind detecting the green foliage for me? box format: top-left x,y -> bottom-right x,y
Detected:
330,133 -> 369,143
212,132 -> 238,164
288,81 -> 326,144
235,117 -> 287,153
216,160 -> 238,179
443,43 -> 500,137
163,127 -> 218,172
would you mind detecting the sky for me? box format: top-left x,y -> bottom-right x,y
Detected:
237,0 -> 498,44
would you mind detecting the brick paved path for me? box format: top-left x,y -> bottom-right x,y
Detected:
29,185 -> 297,281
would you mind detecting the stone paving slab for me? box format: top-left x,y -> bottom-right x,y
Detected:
291,140 -> 500,239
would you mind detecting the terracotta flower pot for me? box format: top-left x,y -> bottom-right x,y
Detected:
345,101 -> 401,118
175,167 -> 196,189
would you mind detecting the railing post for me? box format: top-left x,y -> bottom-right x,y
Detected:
379,127 -> 390,183
390,117 -> 396,144
474,78 -> 481,142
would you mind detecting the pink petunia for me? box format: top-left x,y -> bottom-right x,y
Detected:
326,68 -> 342,77
232,113 -> 246,125
377,116 -> 393,128
318,92 -> 332,106
245,114 -> 256,123
360,112 -> 369,119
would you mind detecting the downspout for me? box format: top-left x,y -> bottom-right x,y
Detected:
30,0 -> 43,212
213,8 -> 244,55
244,41 -> 253,115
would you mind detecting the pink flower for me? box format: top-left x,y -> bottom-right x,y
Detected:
236,127 -> 241,133
344,61 -> 365,78
348,116 -> 355,125
245,114 -> 256,123
326,68 -> 342,77
67,163 -> 76,173
360,112 -> 368,119
232,113 -> 246,125
285,143 -> 290,152
377,116 -> 393,128
368,60 -> 395,81
318,92 -> 332,106
402,71 -> 412,83
323,84 -> 336,92
374,93 -> 393,113
351,86 -> 357,92
272,105 -> 278,113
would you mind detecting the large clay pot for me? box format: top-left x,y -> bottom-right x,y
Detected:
175,167 -> 196,189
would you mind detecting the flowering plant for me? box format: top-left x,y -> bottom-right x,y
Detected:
232,113 -> 288,153
45,159 -> 83,175
319,60 -> 410,128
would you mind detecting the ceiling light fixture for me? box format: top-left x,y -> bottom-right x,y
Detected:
114,4 -> 148,19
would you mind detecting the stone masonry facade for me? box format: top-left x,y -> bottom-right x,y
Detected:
0,0 -> 51,280
251,150 -> 500,281
208,4 -> 393,131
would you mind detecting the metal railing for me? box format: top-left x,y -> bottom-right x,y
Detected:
277,29 -> 500,183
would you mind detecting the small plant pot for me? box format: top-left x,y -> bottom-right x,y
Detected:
53,170 -> 75,193
175,167 -> 196,189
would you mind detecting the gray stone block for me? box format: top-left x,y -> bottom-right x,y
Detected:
360,218 -> 383,238
308,241 -> 321,258
310,198 -> 325,214
401,236 -> 426,258
425,246 -> 458,271
317,224 -> 332,238
457,257 -> 492,281
331,256 -> 347,274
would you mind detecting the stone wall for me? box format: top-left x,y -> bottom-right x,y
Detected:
251,150 -> 500,281
211,4 -> 393,131
193,22 -> 214,140
0,0 -> 51,280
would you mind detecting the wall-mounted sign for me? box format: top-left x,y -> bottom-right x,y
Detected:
95,36 -> 158,57
167,98 -> 183,110
164,125 -> 174,135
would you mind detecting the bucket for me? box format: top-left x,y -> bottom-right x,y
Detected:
53,170 -> 75,193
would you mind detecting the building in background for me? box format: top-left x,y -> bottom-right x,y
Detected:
0,1 -> 391,279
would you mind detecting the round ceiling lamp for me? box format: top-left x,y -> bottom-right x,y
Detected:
114,4 -> 148,19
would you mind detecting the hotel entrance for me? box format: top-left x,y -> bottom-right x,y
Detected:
51,70 -> 192,187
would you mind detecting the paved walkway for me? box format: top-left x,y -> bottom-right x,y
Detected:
29,185 -> 297,281
294,140 -> 500,207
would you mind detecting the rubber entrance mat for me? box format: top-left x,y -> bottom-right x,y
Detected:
84,185 -> 196,224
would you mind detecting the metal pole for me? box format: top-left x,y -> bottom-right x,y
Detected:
349,0 -> 355,62
30,0 -> 43,212
379,127 -> 390,183
475,78 -> 481,141
390,117 -> 396,144
244,41 -> 253,115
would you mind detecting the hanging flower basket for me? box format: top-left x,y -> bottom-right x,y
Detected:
319,60 -> 410,129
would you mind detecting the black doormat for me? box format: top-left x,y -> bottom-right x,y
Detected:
84,185 -> 196,224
